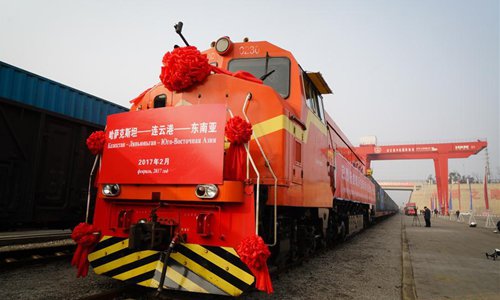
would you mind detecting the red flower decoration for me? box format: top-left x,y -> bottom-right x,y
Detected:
160,46 -> 211,92
86,131 -> 106,155
225,116 -> 252,145
71,222 -> 100,278
237,235 -> 273,293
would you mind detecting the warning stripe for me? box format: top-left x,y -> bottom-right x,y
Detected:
97,252 -> 159,277
151,260 -> 226,294
203,245 -> 247,270
221,246 -> 239,256
111,261 -> 159,281
89,238 -> 129,262
176,244 -> 250,291
92,236 -> 121,251
169,250 -> 242,296
89,245 -> 136,268
183,244 -> 254,285
88,237 -> 254,297
127,270 -> 156,285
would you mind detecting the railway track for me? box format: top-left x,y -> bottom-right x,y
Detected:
0,230 -> 75,268
0,229 -> 72,246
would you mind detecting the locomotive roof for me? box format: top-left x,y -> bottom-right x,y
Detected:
306,72 -> 332,94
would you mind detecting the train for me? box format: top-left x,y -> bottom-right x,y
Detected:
0,61 -> 127,230
78,28 -> 398,296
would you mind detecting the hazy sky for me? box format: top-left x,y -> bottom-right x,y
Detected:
1,0 -> 498,187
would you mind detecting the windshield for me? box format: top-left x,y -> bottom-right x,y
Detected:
228,57 -> 290,98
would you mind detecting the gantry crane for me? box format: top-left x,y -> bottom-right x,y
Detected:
356,140 -> 487,215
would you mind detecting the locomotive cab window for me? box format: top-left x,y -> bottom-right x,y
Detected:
228,57 -> 290,98
303,74 -> 325,122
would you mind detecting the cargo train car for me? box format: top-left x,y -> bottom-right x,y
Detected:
78,30 -> 398,296
370,177 -> 400,218
0,61 -> 127,229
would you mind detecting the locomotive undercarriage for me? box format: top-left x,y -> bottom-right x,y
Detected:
259,192 -> 370,268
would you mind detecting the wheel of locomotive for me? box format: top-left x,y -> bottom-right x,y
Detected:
338,219 -> 347,242
289,218 -> 299,263
325,213 -> 337,247
296,222 -> 315,258
306,224 -> 317,257
363,208 -> 370,228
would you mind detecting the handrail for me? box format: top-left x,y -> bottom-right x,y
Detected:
242,93 -> 278,247
86,154 -> 100,223
227,107 -> 261,235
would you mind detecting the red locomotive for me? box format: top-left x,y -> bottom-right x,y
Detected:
75,25 -> 397,296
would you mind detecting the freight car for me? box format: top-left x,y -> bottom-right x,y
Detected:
0,61 -> 127,229
79,28 -> 398,296
371,177 -> 400,218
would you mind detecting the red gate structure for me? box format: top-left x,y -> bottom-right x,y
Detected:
356,140 -> 487,215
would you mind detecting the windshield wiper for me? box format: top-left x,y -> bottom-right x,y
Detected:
260,69 -> 275,81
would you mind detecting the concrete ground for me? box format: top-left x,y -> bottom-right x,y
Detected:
403,214 -> 500,300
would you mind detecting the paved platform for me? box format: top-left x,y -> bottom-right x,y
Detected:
403,214 -> 500,299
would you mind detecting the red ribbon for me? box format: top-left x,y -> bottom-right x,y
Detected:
71,223 -> 100,278
86,131 -> 106,155
211,67 -> 263,84
224,116 -> 252,181
159,46 -> 262,93
237,235 -> 273,294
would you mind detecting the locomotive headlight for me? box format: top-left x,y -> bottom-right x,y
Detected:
195,184 -> 218,199
215,36 -> 232,55
102,184 -> 120,197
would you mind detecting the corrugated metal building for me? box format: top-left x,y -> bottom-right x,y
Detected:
0,61 -> 128,228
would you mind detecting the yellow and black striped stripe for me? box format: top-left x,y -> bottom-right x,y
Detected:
88,236 -> 255,296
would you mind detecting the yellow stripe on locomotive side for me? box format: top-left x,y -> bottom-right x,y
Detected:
182,244 -> 254,285
252,115 -> 287,139
305,110 -> 327,138
169,251 -> 243,296
251,111 -> 327,143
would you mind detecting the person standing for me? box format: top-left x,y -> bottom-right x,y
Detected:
424,206 -> 431,227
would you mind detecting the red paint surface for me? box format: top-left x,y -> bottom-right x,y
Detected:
334,154 -> 376,205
